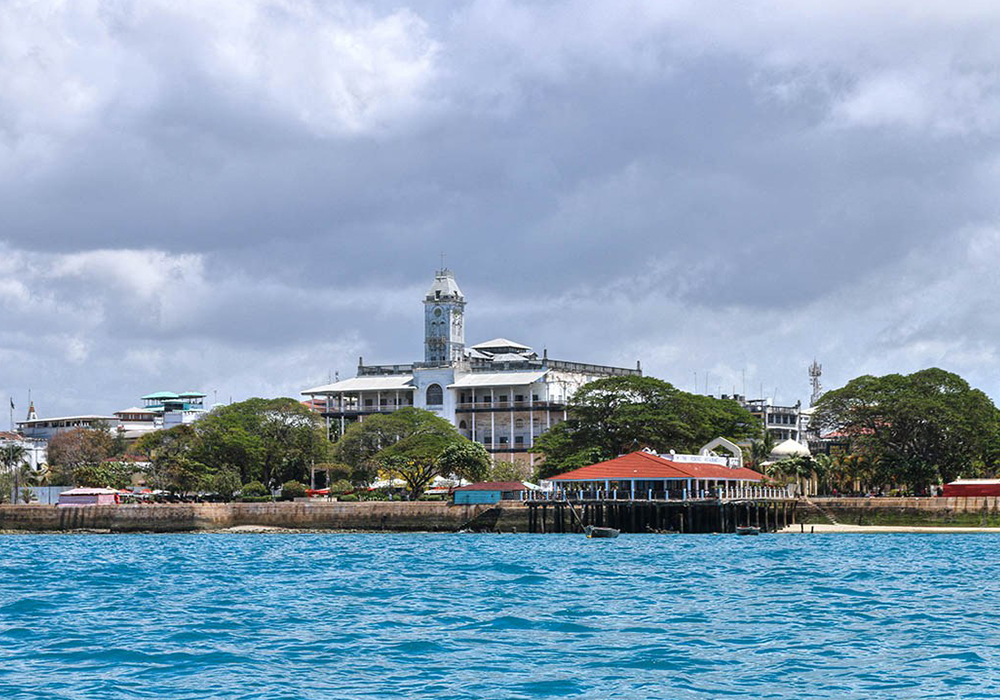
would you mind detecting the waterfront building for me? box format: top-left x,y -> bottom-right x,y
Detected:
133,391 -> 208,433
16,415 -> 118,441
726,396 -> 805,442
0,431 -> 47,470
452,481 -> 536,504
303,268 -> 641,464
545,449 -> 764,499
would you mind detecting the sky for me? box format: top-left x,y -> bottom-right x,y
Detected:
4,0 -> 1000,419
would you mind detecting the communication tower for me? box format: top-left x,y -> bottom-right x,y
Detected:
808,360 -> 823,407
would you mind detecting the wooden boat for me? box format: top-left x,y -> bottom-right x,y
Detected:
736,526 -> 761,536
584,525 -> 620,539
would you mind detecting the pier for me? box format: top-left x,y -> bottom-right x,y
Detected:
525,497 -> 797,534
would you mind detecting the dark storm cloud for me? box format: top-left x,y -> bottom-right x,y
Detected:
4,0 -> 1000,415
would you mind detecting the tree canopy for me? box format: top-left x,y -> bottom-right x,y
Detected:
812,368 -> 1000,491
333,407 -> 481,498
532,375 -> 760,478
133,397 -> 332,492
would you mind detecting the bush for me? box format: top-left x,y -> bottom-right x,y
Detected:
239,481 -> 270,499
338,493 -> 359,502
280,480 -> 307,501
330,479 -> 354,495
238,496 -> 274,503
418,494 -> 444,501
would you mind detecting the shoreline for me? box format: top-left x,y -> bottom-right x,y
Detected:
781,523 -> 1000,534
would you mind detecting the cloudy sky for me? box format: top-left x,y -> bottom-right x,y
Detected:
4,0 -> 1000,418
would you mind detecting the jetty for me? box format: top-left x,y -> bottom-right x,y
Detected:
524,493 -> 796,534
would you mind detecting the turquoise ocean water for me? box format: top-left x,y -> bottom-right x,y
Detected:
1,533 -> 998,699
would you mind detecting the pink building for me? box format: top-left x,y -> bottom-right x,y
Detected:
58,488 -> 120,506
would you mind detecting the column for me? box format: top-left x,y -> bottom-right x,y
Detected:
528,386 -> 534,448
376,391 -> 381,413
339,392 -> 345,436
490,388 -> 495,451
509,386 -> 515,456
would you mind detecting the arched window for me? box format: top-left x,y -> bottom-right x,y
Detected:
426,384 -> 443,405
459,420 -> 467,430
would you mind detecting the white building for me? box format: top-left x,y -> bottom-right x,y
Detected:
0,431 -> 47,470
303,269 -> 641,464
16,415 -> 118,441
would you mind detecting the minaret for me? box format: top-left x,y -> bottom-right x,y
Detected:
26,400 -> 37,421
424,268 -> 466,364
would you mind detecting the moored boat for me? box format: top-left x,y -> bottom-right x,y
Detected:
736,526 -> 761,536
584,525 -> 620,539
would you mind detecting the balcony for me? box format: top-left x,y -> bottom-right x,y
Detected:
320,404 -> 413,416
455,401 -> 565,412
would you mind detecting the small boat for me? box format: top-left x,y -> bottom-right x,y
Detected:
584,525 -> 620,539
736,526 -> 761,536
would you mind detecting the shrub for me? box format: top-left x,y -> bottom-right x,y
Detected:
338,493 -> 359,502
330,479 -> 354,495
240,481 -> 270,499
280,480 -> 307,501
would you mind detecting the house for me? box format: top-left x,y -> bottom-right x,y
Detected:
452,481 -> 536,504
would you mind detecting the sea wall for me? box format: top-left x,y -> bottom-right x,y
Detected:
803,497 -> 1000,527
0,501 -> 532,533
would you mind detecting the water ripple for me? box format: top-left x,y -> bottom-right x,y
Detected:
2,533 -> 1000,698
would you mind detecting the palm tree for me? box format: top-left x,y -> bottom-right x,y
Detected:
0,444 -> 29,503
748,429 -> 776,469
813,454 -> 832,495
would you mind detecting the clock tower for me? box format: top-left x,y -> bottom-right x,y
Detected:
424,268 -> 466,364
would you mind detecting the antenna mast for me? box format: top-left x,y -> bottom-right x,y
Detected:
809,360 -> 823,407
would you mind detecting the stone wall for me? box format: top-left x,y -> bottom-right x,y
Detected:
0,501 -> 533,533
803,497 -> 1000,526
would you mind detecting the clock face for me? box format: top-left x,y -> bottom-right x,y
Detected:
434,307 -> 442,317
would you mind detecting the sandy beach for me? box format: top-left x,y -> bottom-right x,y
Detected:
781,523 -> 1000,534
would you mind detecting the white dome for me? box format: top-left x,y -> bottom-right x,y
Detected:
770,438 -> 811,458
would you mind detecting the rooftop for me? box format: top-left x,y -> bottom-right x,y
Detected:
303,375 -> 416,394
470,338 -> 532,352
425,269 -> 464,300
453,481 -> 534,492
547,451 -> 763,483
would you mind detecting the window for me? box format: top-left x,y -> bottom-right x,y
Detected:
459,420 -> 467,430
426,384 -> 443,405
515,394 -> 524,403
515,436 -> 524,445
532,394 -> 539,401
515,418 -> 525,429
499,436 -> 509,444
499,395 -> 508,403
365,398 -> 374,407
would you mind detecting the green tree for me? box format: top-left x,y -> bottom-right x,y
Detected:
46,428 -> 114,482
747,429 -> 776,469
813,368 -> 1000,492
72,461 -> 134,489
437,441 -> 492,483
193,398 -> 330,488
136,424 -> 209,494
335,408 -> 468,498
532,375 -> 760,478
490,460 -> 529,482
209,469 -> 243,500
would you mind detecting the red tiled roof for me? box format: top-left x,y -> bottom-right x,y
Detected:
548,451 -> 762,482
453,481 -> 528,492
